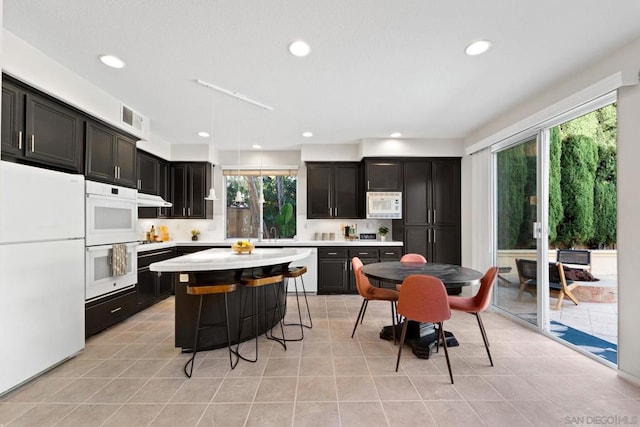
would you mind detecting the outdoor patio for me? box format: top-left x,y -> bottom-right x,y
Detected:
494,272 -> 618,346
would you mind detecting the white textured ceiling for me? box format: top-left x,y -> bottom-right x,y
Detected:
4,0 -> 640,151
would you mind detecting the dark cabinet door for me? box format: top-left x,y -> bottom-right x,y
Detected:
137,150 -> 159,194
318,259 -> 348,294
307,163 -> 333,218
188,163 -> 207,218
24,92 -> 83,172
169,162 -> 211,219
404,226 -> 429,261
136,268 -> 157,310
85,121 -> 116,182
86,120 -> 137,187
115,135 -> 137,188
1,81 -> 25,157
307,162 -> 361,219
365,160 -> 402,192
157,271 -> 174,298
171,163 -> 188,218
430,227 -> 461,265
404,161 -> 429,224
333,164 -> 360,218
430,159 -> 460,226
158,160 -> 170,218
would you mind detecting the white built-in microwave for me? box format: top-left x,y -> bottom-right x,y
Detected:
366,192 -> 402,219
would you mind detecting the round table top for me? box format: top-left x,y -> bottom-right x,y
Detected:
362,262 -> 483,287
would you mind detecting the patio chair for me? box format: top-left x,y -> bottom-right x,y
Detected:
515,258 -> 580,309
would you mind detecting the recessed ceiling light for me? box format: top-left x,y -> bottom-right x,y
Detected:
289,40 -> 311,57
302,131 -> 313,138
252,144 -> 262,149
99,54 -> 125,68
465,40 -> 492,56
198,131 -> 210,138
390,132 -> 402,138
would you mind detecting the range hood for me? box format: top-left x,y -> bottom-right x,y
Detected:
137,193 -> 173,208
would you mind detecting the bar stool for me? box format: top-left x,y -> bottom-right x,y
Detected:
282,266 -> 313,341
183,283 -> 238,378
233,273 -> 286,363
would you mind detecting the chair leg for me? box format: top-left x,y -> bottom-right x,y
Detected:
360,299 -> 369,324
474,313 -> 493,367
282,275 -> 312,342
351,298 -> 367,339
299,275 -> 313,329
555,290 -> 565,310
565,289 -> 580,306
439,322 -> 454,384
184,295 -> 204,378
395,320 -> 409,372
390,301 -> 397,345
232,286 -> 259,363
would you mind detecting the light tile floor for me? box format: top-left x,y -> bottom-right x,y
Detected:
1,294 -> 639,426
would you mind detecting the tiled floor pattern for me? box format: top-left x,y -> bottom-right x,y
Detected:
1,294 -> 639,426
495,274 -> 618,344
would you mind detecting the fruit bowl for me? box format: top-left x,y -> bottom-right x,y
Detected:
232,241 -> 254,254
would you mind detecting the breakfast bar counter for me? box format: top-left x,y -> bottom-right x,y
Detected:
150,247 -> 311,351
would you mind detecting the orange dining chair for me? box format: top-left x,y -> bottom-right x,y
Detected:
351,257 -> 399,344
400,253 -> 427,263
395,274 -> 453,383
447,266 -> 498,366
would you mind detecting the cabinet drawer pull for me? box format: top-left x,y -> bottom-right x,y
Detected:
18,131 -> 23,150
110,306 -> 122,314
328,252 -> 337,255
359,252 -> 368,255
384,252 -> 395,255
30,135 -> 35,152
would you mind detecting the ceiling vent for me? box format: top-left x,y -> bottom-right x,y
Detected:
121,104 -> 143,131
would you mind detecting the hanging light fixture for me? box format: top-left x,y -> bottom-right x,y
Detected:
234,98 -> 244,204
204,89 -> 217,201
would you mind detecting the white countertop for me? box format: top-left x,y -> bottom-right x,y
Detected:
137,239 -> 402,253
149,247 -> 312,272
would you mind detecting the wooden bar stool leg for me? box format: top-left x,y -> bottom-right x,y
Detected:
232,285 -> 259,363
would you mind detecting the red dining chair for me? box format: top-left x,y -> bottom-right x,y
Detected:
400,253 -> 427,263
447,266 -> 498,366
395,275 -> 454,384
351,257 -> 399,344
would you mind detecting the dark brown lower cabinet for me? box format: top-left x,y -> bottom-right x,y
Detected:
317,246 -> 402,294
85,288 -> 137,338
137,248 -> 177,311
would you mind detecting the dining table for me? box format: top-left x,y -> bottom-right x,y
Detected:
361,261 -> 483,359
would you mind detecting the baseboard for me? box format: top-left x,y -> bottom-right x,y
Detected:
617,369 -> 640,386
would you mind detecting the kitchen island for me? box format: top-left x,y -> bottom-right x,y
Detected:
150,247 -> 311,351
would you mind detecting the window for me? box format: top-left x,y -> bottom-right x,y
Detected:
225,169 -> 297,239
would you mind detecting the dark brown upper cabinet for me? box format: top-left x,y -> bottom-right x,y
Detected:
85,120 -> 137,188
137,150 -> 159,194
1,76 -> 83,173
306,162 -> 361,219
170,162 -> 212,219
364,159 -> 402,192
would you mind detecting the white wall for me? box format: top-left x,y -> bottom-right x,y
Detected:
464,35 -> 640,384
2,30 -> 148,140
361,138 -> 464,158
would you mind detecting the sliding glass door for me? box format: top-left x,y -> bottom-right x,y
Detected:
493,135 -> 544,326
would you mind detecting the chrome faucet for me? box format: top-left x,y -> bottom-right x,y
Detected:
269,226 -> 278,242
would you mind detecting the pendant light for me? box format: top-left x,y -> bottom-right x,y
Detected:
204,89 -> 217,201
234,97 -> 244,204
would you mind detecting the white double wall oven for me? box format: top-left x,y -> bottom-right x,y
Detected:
85,181 -> 138,301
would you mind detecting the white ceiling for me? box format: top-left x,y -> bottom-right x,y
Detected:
4,0 -> 640,151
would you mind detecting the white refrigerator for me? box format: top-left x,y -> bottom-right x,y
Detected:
0,161 -> 85,395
